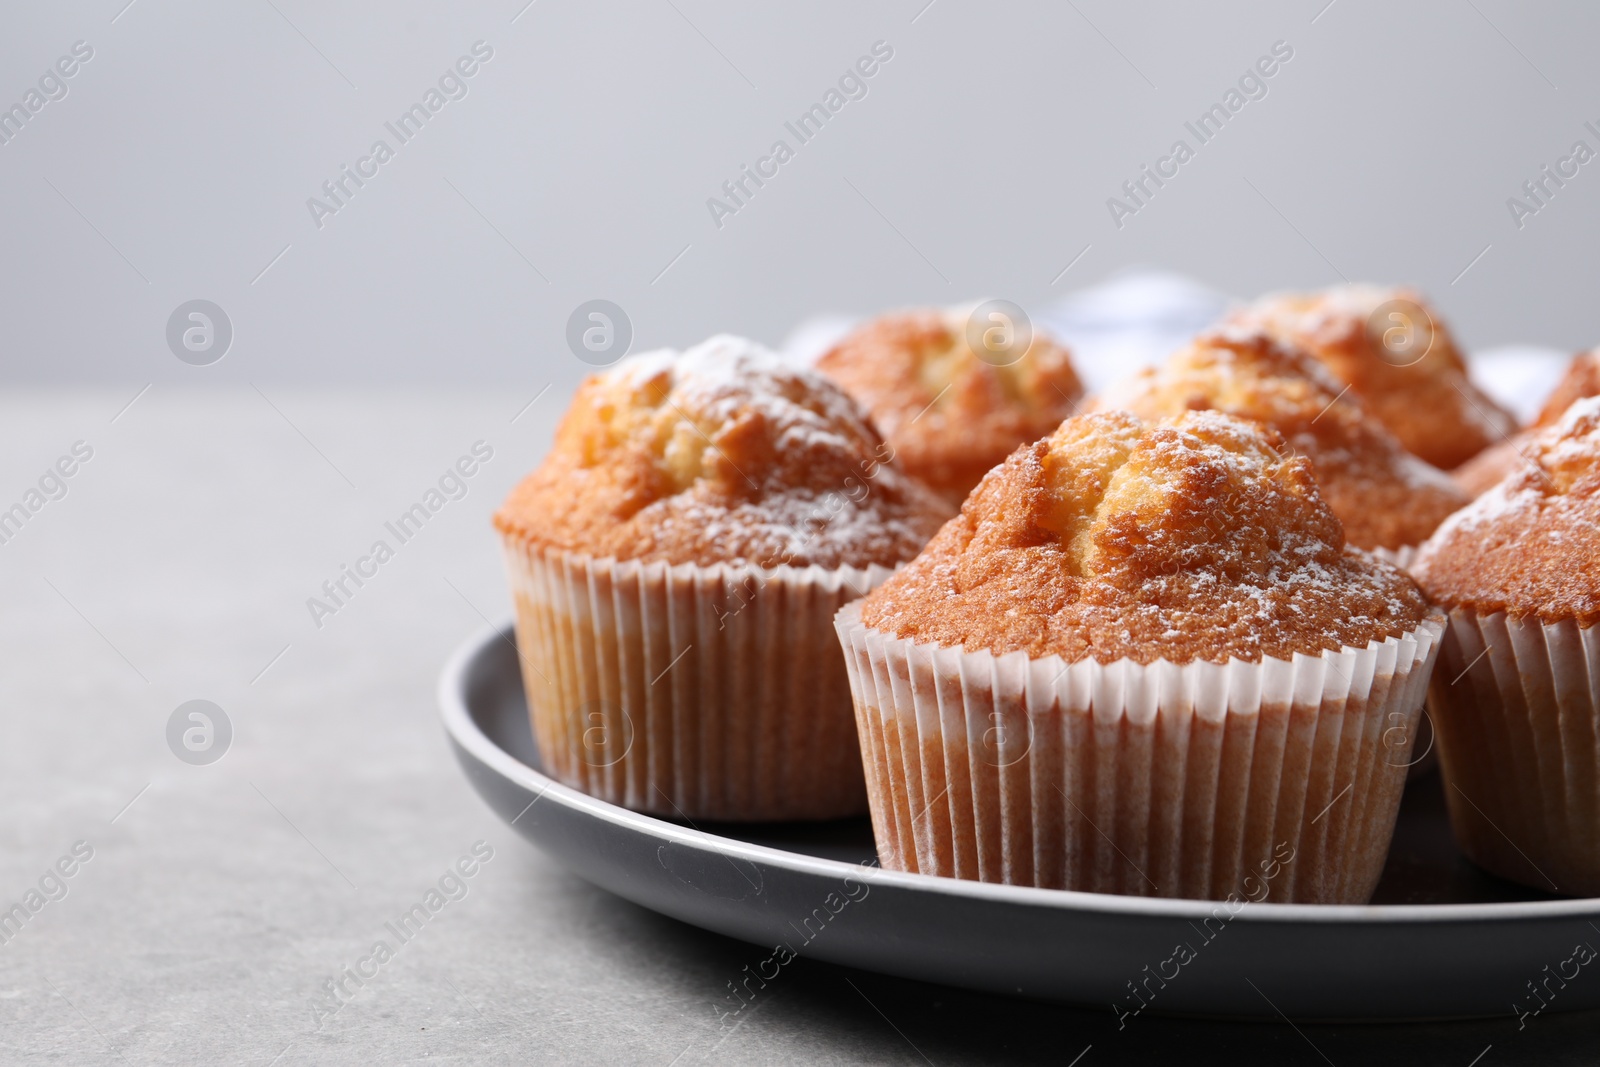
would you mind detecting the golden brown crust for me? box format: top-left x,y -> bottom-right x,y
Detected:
1413,396 -> 1600,625
1231,285 -> 1517,470
816,308 -> 1084,508
1455,349 -> 1600,499
494,336 -> 947,568
1535,348 -> 1600,428
1452,435 -> 1534,497
1093,326 -> 1469,550
859,409 -> 1429,665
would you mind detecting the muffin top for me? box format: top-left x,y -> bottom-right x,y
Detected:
1231,284 -> 1516,470
1534,348 -> 1600,429
1413,396 -> 1600,625
816,308 -> 1084,507
1451,435 -> 1531,498
1457,348 -> 1600,497
1094,326 -> 1469,550
858,408 -> 1429,665
1455,348 -> 1600,497
495,335 -> 947,568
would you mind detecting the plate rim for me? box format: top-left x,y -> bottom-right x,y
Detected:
442,619 -> 1600,928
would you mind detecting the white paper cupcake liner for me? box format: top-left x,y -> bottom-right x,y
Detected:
502,538 -> 894,821
1428,608 -> 1600,895
1366,544 -> 1435,782
835,603 -> 1445,903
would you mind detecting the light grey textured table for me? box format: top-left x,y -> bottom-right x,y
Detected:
3,389 -> 1598,1066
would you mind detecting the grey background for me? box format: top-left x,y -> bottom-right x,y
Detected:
2,0 -> 1599,391
4,1 -> 1600,1064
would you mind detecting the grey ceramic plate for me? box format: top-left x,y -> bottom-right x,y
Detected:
441,621 -> 1600,1020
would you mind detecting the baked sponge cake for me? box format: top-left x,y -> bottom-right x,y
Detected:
836,409 -> 1444,902
1534,348 -> 1600,430
1455,347 -> 1600,497
816,308 -> 1085,509
496,335 -> 946,820
1095,326 -> 1468,554
497,336 -> 942,568
1232,285 -> 1516,470
1413,396 -> 1600,895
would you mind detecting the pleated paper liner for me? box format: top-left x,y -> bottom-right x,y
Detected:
1427,608 -> 1600,896
835,602 -> 1445,904
501,537 -> 894,821
1370,545 -> 1439,782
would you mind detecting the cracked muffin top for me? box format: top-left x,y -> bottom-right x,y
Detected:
1093,326 -> 1468,550
1230,284 -> 1516,470
495,335 -> 947,568
1535,349 -> 1600,430
816,308 -> 1084,509
1414,396 -> 1600,625
858,408 -> 1429,664
1455,348 -> 1600,497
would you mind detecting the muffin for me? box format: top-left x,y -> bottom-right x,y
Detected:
496,335 -> 946,820
1232,285 -> 1517,470
1455,348 -> 1600,496
836,409 -> 1445,902
1535,348 -> 1600,427
1094,325 -> 1469,557
1453,436 -> 1535,498
1411,396 -> 1600,894
816,307 -> 1085,509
